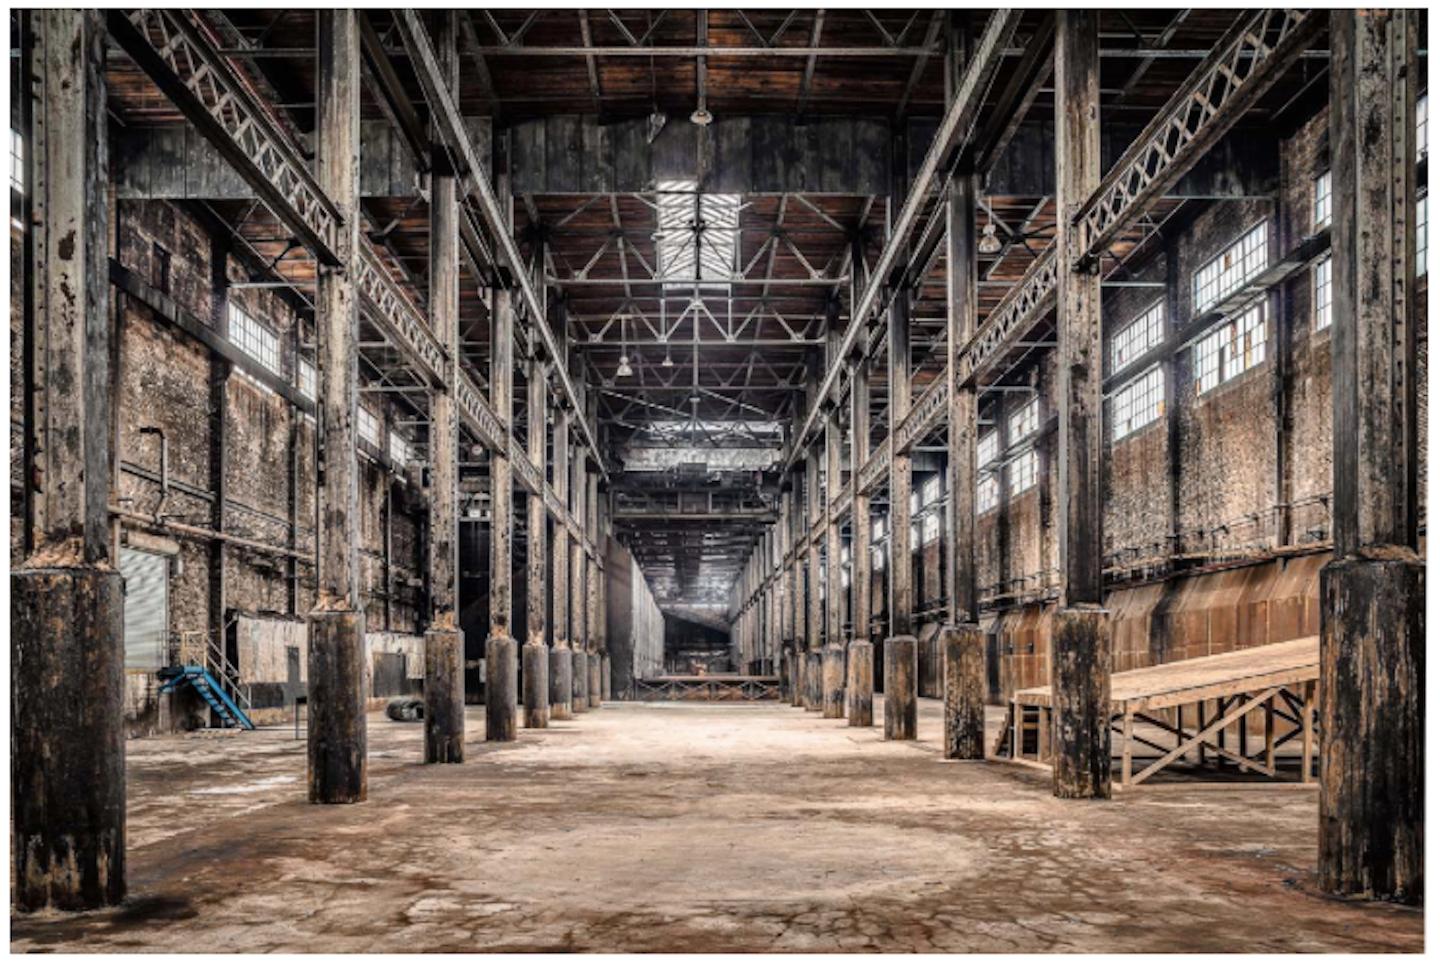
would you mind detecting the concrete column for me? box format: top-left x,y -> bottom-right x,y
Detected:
486,285 -> 518,742
884,635 -> 918,740
822,406 -> 846,718
549,411 -> 572,718
522,357 -> 549,728
848,349 -> 874,727
12,10 -> 126,911
308,8 -> 368,803
943,173 -> 985,760
422,10 -> 464,763
1051,11 -> 1111,799
1320,9 -> 1422,904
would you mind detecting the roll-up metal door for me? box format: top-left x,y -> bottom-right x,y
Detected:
121,546 -> 169,669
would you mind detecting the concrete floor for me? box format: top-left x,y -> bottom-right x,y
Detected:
10,699 -> 1422,953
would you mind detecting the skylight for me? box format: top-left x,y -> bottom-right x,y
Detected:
655,179 -> 740,290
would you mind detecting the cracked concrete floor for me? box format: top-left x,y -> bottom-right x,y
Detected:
10,699 -> 1422,952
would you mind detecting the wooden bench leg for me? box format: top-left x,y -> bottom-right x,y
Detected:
1302,681 -> 1316,784
1121,710 -> 1134,787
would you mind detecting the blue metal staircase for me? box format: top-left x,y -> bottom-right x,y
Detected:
159,665 -> 256,731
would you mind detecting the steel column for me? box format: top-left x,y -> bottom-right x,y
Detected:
1319,8 -> 1422,904
1051,10 -> 1111,800
486,286 -> 518,741
12,9 -> 126,912
943,173 -> 986,760
307,9 -> 367,805
423,10 -> 464,763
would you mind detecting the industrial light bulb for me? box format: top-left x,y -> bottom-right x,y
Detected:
978,221 -> 1002,255
616,354 -> 633,378
690,107 -> 713,126
662,351 -> 674,368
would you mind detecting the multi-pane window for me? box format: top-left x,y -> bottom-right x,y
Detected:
917,475 -> 942,545
297,358 -> 317,401
357,407 -> 381,448
655,179 -> 741,289
227,304 -> 280,374
1313,255 -> 1332,331
1418,193 -> 1428,278
1110,365 -> 1164,442
1193,301 -> 1268,395
388,432 -> 410,467
1111,300 -> 1165,374
977,430 -> 998,468
1008,397 -> 1039,442
1007,448 -> 1038,497
1418,93 -> 1428,162
976,473 -> 999,514
1193,221 -> 1268,314
10,129 -> 23,194
1314,170 -> 1331,231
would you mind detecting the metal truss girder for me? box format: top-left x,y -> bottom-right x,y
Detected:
956,245 -> 1059,386
1075,9 -> 1321,265
780,9 -> 1023,474
109,9 -> 343,266
858,437 -> 893,495
394,10 -> 606,478
356,243 -> 448,385
892,376 -> 947,456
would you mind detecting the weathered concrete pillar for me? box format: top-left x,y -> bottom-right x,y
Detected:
1320,9 -> 1423,904
572,646 -> 590,712
884,636 -> 918,740
589,653 -> 603,707
522,357 -> 550,729
11,10 -> 126,912
549,410 -> 572,719
822,645 -> 847,719
942,625 -> 986,759
1051,11 -> 1111,799
486,284 -> 519,742
805,651 -> 822,710
943,172 -> 985,760
309,8 -> 368,802
846,640 -> 874,727
790,648 -> 804,708
601,653 -> 612,701
422,10 -> 464,763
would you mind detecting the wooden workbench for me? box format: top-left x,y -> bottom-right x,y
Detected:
999,637 -> 1319,786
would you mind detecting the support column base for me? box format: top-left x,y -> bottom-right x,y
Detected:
423,628 -> 465,763
1319,553 -> 1424,904
522,642 -> 549,729
485,636 -> 519,742
308,607 -> 369,803
822,643 -> 847,719
549,644 -> 573,719
12,565 -> 126,911
571,648 -> 590,713
804,651 -> 823,711
884,635 -> 918,740
942,624 -> 987,760
588,652 -> 603,708
1050,607 -> 1112,800
846,639 -> 874,727
601,654 -> 612,701
789,649 -> 803,707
